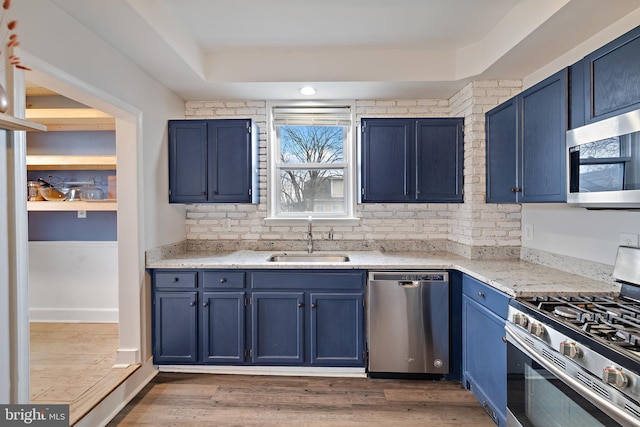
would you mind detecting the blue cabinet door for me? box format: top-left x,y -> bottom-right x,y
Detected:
168,119 -> 256,204
569,59 -> 587,129
153,291 -> 198,364
519,69 -> 568,202
202,292 -> 246,363
485,69 -> 567,203
583,25 -> 640,124
462,275 -> 508,427
309,292 -> 364,366
416,118 -> 464,202
361,118 -> 464,203
208,119 -> 252,203
251,292 -> 305,364
486,99 -> 517,203
168,120 -> 208,203
361,118 -> 413,202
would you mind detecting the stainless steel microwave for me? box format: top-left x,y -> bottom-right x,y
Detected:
567,109 -> 640,208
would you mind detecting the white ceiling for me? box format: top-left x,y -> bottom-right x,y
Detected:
50,0 -> 640,101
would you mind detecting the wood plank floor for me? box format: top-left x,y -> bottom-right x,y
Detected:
108,373 -> 495,426
30,322 -> 138,425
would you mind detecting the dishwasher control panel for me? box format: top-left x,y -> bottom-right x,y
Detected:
368,271 -> 448,282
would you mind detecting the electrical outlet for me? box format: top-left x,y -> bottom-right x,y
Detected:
619,233 -> 639,247
522,224 -> 534,241
77,210 -> 87,219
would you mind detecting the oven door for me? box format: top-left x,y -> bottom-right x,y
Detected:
505,324 -> 633,427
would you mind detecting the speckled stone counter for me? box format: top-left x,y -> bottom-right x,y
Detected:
146,249 -> 620,298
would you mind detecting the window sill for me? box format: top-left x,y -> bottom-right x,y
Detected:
263,217 -> 361,227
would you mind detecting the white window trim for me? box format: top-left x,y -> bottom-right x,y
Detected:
265,100 -> 359,226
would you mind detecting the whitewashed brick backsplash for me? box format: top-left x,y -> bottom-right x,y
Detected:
184,80 -> 523,258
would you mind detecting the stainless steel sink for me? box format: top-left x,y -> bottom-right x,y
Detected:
267,253 -> 350,263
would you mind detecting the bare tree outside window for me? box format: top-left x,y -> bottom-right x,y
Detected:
279,126 -> 345,212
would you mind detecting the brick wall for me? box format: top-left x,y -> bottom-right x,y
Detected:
183,80 -> 524,258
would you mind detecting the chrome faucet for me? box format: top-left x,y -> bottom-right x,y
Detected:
307,216 -> 313,253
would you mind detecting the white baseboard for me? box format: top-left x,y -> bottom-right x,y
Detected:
29,308 -> 119,323
115,348 -> 140,365
157,365 -> 367,378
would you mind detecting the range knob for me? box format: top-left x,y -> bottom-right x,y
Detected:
528,322 -> 545,338
512,313 -> 529,328
559,341 -> 581,359
603,367 -> 629,389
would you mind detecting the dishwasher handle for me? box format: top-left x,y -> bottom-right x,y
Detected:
398,280 -> 421,287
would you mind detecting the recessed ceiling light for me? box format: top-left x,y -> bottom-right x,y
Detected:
300,86 -> 316,96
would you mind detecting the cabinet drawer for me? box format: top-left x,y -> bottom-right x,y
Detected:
203,271 -> 245,288
251,270 -> 365,290
154,271 -> 197,288
462,275 -> 509,318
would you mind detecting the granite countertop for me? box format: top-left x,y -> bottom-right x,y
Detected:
146,249 -> 620,298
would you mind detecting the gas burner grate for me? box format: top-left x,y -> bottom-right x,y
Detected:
523,293 -> 640,352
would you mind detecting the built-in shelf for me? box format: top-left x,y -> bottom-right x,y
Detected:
27,200 -> 117,212
0,114 -> 47,132
25,108 -> 115,131
26,155 -> 117,170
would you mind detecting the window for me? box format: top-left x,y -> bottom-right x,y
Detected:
267,102 -> 356,222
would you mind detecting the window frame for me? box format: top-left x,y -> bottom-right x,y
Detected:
266,100 -> 358,225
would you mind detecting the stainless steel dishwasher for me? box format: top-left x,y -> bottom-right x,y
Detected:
367,271 -> 449,375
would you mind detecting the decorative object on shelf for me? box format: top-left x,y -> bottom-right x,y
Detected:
38,186 -> 67,201
27,180 -> 43,201
0,83 -> 7,113
79,187 -> 104,201
0,0 -> 31,114
0,1 -> 29,70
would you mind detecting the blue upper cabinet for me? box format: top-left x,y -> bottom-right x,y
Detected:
485,69 -> 568,203
168,120 -> 208,203
486,98 -> 517,203
361,118 -> 414,202
361,118 -> 464,203
168,119 -> 259,204
573,25 -> 640,127
416,120 -> 464,202
519,69 -> 568,202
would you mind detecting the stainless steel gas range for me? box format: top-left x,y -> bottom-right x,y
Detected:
506,246 -> 640,427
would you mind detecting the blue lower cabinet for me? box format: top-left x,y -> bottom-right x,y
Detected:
310,292 -> 364,365
251,292 -> 305,364
152,269 -> 367,367
154,291 -> 198,363
462,275 -> 509,427
202,292 -> 246,363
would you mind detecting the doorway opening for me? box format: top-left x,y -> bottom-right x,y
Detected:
19,62 -> 143,424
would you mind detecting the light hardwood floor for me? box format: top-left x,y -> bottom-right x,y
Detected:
108,373 -> 495,426
30,322 -> 138,425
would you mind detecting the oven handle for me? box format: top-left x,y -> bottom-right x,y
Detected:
505,324 -> 638,427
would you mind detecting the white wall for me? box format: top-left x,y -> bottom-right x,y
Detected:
522,9 -> 640,266
15,0 -> 187,250
0,1 -> 187,396
28,242 -> 118,322
522,205 -> 639,265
